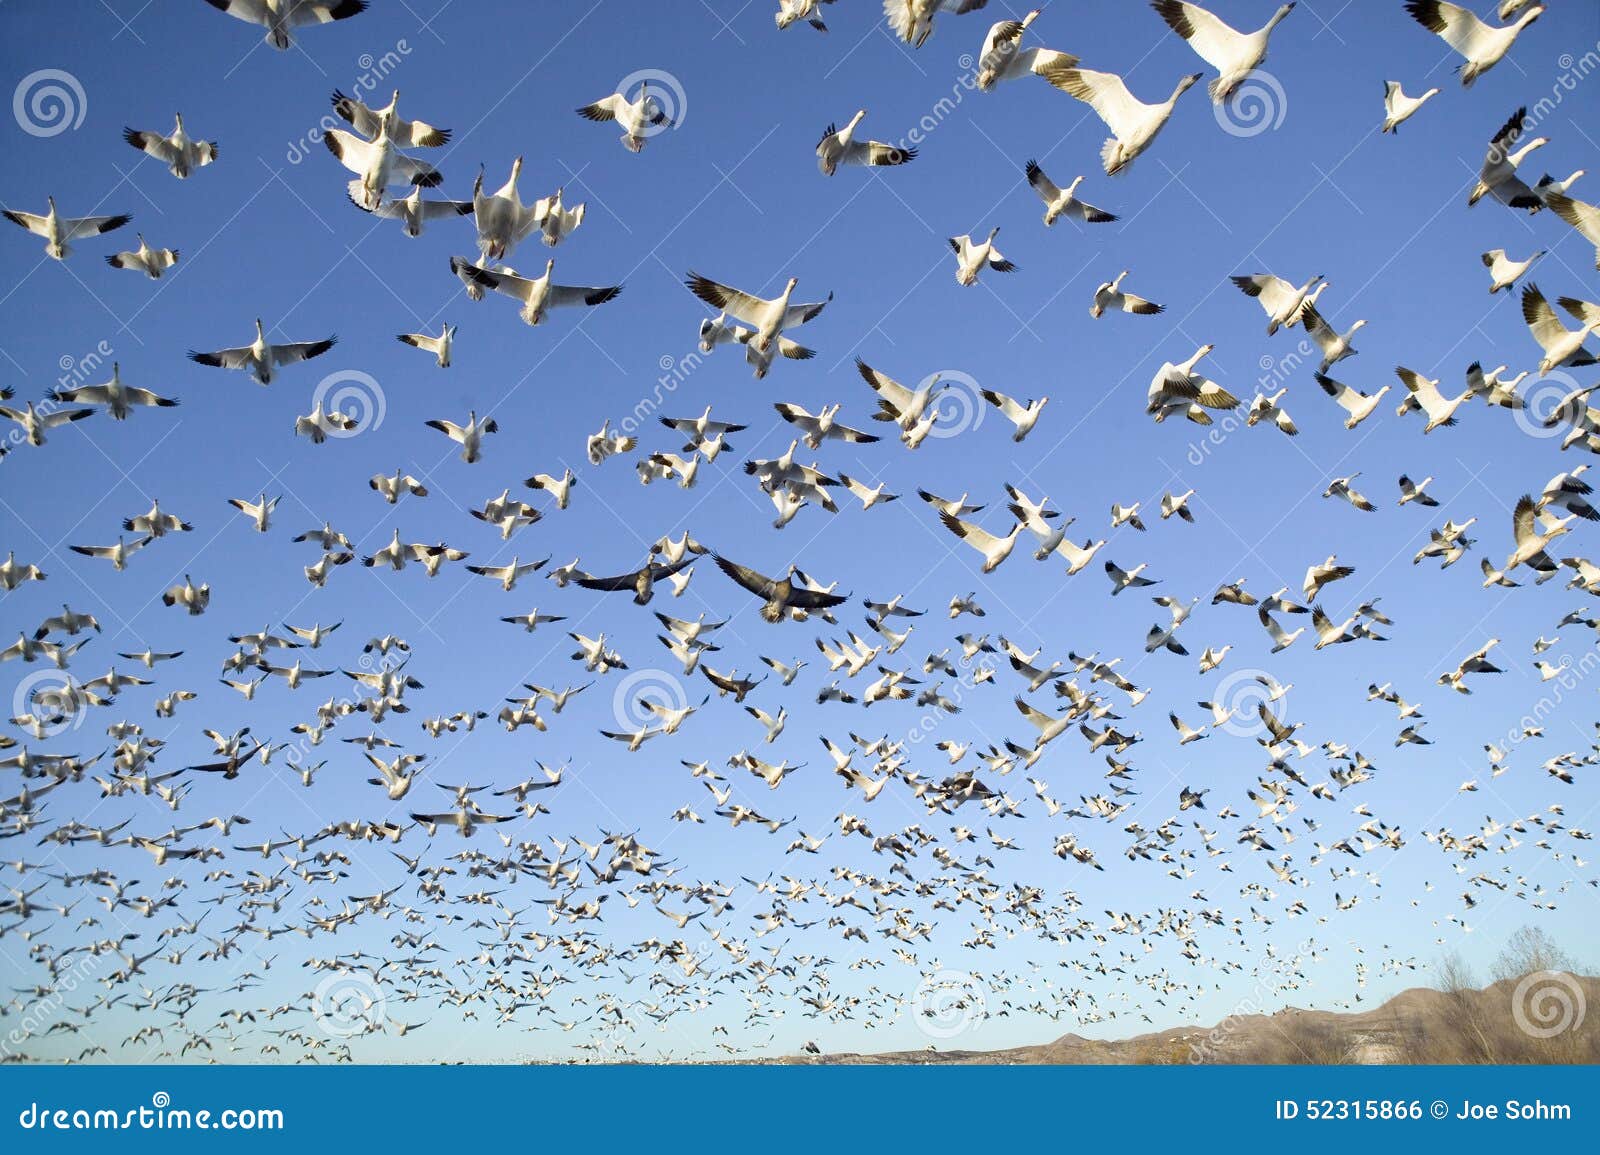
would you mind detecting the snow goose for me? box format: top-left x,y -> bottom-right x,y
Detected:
697,318 -> 815,380
124,500 -> 191,537
1151,1 -> 1296,104
1404,0 -> 1542,86
1245,387 -> 1298,435
1231,272 -> 1324,334
1111,502 -> 1146,530
302,551 -> 349,587
838,474 -> 898,508
1054,535 -> 1105,575
471,159 -> 540,262
533,187 -> 585,246
201,0 -> 366,49
357,185 -> 472,237
425,409 -> 498,463
1161,489 -> 1196,521
949,228 -> 1014,285
188,319 -> 335,385
857,359 -> 946,432
576,83 -> 674,153
3,197 -> 130,260
1381,81 -> 1439,133
1299,302 -> 1363,372
1314,372 -> 1388,429
1106,560 -> 1156,595
1398,474 -> 1439,506
123,115 -> 216,179
369,468 -> 428,504
1323,473 -> 1375,511
1507,494 -> 1571,574
397,322 -> 455,367
325,115 -> 442,211
773,403 -> 876,448
884,0 -> 990,47
1397,366 -> 1469,432
586,419 -> 635,465
525,469 -> 576,509
777,0 -> 835,31
1543,192 -> 1600,270
1147,344 -> 1239,424
106,234 -> 178,279
979,388 -> 1046,441
1258,605 -> 1304,652
816,111 -> 915,175
1469,107 -> 1545,208
687,272 -> 830,354
1482,247 -> 1541,293
161,575 -> 210,616
1303,555 -> 1353,601
1091,269 -> 1161,317
713,555 -> 848,622
466,556 -> 547,592
1041,64 -> 1201,176
1025,161 -> 1116,227
0,399 -> 93,445
227,493 -> 278,532
1522,285 -> 1600,374
0,553 -> 46,590
68,536 -> 152,571
50,364 -> 177,420
975,10 -> 1078,90
331,89 -> 449,147
450,257 -> 621,326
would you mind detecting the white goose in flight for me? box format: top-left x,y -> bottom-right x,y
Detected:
466,557 -> 547,592
106,234 -> 179,279
1231,272 -> 1325,335
949,229 -> 1014,285
687,273 -> 831,358
369,468 -> 428,504
974,10 -> 1078,90
1147,344 -> 1239,424
883,0 -> 990,48
776,0 -> 835,32
576,83 -> 674,153
1041,63 -> 1201,176
1314,372 -> 1388,429
1404,0 -> 1543,87
357,185 -> 472,238
1025,161 -> 1116,227
1382,81 -> 1439,133
472,159 -> 541,263
1396,367 -> 1468,433
534,187 -> 585,246
398,323 -> 455,367
1469,107 -> 1545,208
425,409 -> 498,463
49,364 -> 177,420
857,359 -> 946,432
450,257 -> 622,326
1091,270 -> 1161,317
200,0 -> 368,51
227,493 -> 278,532
123,114 -> 217,179
0,399 -> 94,445
68,535 -> 153,571
3,198 -> 131,260
939,509 -> 1022,574
1482,248 -> 1541,293
331,89 -> 449,147
1521,284 -> 1599,375
979,388 -> 1047,441
1152,0 -> 1295,104
325,113 -> 442,210
816,111 -> 916,175
1299,302 -> 1363,373
189,319 -> 336,385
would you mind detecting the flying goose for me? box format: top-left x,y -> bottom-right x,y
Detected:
0,400 -> 93,446
1299,302 -> 1363,373
161,575 -> 210,616
227,493 -> 278,532
124,114 -> 217,178
3,198 -> 131,260
533,186 -> 585,246
449,257 -> 621,326
979,389 -> 1047,441
525,469 -> 576,509
586,420 -> 636,466
106,235 -> 179,279
1381,81 -> 1439,133
713,555 -> 848,623
397,323 -> 455,367
857,358 -> 947,434
1024,162 -> 1116,230
369,469 -> 428,504
1469,107 -> 1545,208
575,558 -> 693,606
1231,273 -> 1325,334
1404,0 -> 1542,87
1161,490 -> 1196,522
331,88 -> 449,147
325,114 -> 442,211
1304,555 -> 1353,600
687,273 -> 830,354
356,185 -> 473,237
883,0 -> 990,48
1106,560 -> 1157,595
838,474 -> 898,508
576,83 -> 674,152
1041,63 -> 1201,176
949,228 -> 1014,285
776,0 -> 834,31
188,319 -> 335,385
49,364 -> 177,420
0,553 -> 45,590
1482,248 -> 1541,293
1323,473 -> 1375,512
1151,0 -> 1296,104
1091,269 -> 1162,317
1313,372 -> 1386,429
816,111 -> 915,175
466,556 -> 548,592
975,10 -> 1078,90
1543,192 -> 1600,270
293,397 -> 357,444
1245,388 -> 1297,435
1398,474 -> 1439,507
1521,284 -> 1599,375
425,410 -> 498,463
1507,494 -> 1571,574
470,158 -> 542,263
201,0 -> 367,50
938,510 -> 1023,573
68,536 -> 153,571
1147,344 -> 1239,423
1535,169 -> 1585,207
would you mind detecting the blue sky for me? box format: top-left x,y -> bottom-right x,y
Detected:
1,0 -> 1598,1062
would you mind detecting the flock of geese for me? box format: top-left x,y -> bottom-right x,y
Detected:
0,0 -> 1597,1064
